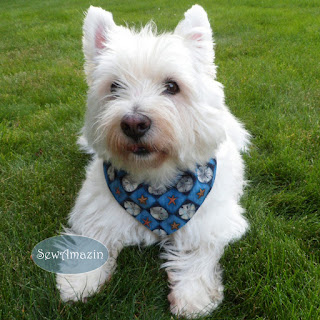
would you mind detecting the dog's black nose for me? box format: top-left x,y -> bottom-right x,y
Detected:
121,114 -> 151,140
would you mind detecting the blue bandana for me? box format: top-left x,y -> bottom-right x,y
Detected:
103,159 -> 217,236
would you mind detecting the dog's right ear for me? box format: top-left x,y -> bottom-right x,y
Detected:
83,6 -> 116,85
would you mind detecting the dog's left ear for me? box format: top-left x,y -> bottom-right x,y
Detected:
175,5 -> 215,75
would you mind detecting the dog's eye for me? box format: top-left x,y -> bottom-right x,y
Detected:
164,81 -> 180,95
110,82 -> 123,94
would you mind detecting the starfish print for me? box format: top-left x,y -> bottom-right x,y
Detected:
168,195 -> 177,205
197,188 -> 205,199
171,221 -> 180,230
142,217 -> 151,228
138,195 -> 148,204
115,188 -> 121,195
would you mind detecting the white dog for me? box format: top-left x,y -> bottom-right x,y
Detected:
56,4 -> 250,318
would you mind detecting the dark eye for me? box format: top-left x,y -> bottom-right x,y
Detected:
110,82 -> 123,94
164,81 -> 180,95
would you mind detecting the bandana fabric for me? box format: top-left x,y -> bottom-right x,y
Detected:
103,159 -> 217,236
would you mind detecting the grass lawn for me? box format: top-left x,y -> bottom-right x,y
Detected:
1,0 -> 319,319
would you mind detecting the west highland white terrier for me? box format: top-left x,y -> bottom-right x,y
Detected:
56,4 -> 250,318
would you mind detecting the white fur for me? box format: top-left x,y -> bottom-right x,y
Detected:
57,5 -> 250,318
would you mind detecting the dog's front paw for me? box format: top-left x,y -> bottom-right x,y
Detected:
168,280 -> 224,319
56,260 -> 116,302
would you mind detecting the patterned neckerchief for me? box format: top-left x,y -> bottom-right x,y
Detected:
103,159 -> 217,236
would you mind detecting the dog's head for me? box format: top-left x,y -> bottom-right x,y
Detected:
81,5 -> 227,183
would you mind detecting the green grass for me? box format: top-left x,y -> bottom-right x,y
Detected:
1,0 -> 319,319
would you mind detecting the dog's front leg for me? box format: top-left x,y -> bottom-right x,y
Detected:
56,221 -> 159,303
162,240 -> 225,318
56,157 -> 160,302
56,236 -> 123,302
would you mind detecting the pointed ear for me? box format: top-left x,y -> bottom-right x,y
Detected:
82,6 -> 116,84
175,5 -> 215,73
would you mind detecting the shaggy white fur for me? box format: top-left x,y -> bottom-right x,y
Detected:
56,4 -> 250,318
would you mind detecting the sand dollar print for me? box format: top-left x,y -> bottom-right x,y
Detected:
150,207 -> 169,220
179,203 -> 196,220
153,228 -> 168,237
107,165 -> 115,181
124,201 -> 141,216
122,175 -> 138,192
196,165 -> 213,183
148,184 -> 167,195
177,175 -> 193,193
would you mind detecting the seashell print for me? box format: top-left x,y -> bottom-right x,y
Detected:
150,207 -> 169,220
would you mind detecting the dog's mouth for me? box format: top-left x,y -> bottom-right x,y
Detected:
110,141 -> 171,168
125,143 -> 170,159
128,144 -> 151,156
